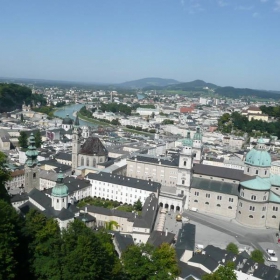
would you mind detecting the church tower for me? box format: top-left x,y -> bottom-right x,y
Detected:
51,171 -> 68,211
72,115 -> 80,171
24,133 -> 40,193
192,127 -> 203,163
176,132 -> 193,209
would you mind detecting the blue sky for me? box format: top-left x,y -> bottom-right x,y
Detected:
0,0 -> 280,89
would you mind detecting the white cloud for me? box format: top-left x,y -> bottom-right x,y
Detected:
236,5 -> 254,10
217,0 -> 229,7
274,0 -> 280,11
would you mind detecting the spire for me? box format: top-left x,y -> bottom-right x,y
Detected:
25,133 -> 38,167
74,115 -> 80,127
193,127 -> 202,141
182,131 -> 193,147
52,170 -> 68,197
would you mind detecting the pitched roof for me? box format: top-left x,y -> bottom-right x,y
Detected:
188,254 -> 219,272
80,137 -> 108,156
87,172 -> 161,192
191,177 -> 239,196
176,223 -> 196,258
147,231 -> 175,247
28,188 -> 52,210
193,164 -> 244,181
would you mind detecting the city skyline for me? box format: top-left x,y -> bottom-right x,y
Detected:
1,0 -> 280,90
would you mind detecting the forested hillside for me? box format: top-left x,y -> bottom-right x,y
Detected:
0,83 -> 45,113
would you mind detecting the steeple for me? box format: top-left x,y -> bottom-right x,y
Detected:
51,171 -> 69,211
74,115 -> 80,127
25,133 -> 38,167
182,131 -> 193,147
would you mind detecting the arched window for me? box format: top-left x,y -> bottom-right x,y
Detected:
194,200 -> 198,203
93,158 -> 96,167
262,215 -> 265,218
239,211 -> 241,214
33,173 -> 36,178
256,170 -> 258,175
205,202 -> 209,205
251,195 -> 256,200
86,157 -> 89,166
184,161 -> 186,166
217,204 -> 221,207
249,215 -> 253,218
272,215 -> 277,219
81,157 -> 84,166
228,206 -> 232,209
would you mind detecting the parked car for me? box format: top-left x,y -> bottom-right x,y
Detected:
267,249 -> 276,256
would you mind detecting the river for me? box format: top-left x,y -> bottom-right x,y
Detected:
54,104 -> 98,127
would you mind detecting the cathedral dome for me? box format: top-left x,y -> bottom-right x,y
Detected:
52,171 -> 68,197
245,138 -> 271,167
182,132 -> 193,147
62,114 -> 73,125
193,127 -> 202,141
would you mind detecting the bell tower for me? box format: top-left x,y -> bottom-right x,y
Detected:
24,133 -> 40,193
72,115 -> 80,171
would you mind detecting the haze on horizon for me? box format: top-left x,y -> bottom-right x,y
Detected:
1,0 -> 280,90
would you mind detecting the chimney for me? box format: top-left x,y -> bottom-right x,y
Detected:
165,229 -> 168,237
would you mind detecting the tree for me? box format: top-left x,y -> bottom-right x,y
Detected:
0,200 -> 22,280
250,249 -> 264,264
133,199 -> 142,211
202,262 -> 237,280
18,131 -> 28,149
122,243 -> 180,280
34,131 -> 42,148
20,113 -> 24,122
0,152 -> 11,203
105,220 -> 119,230
226,243 -> 239,255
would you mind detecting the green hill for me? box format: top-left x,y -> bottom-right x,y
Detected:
117,77 -> 180,88
0,83 -> 45,113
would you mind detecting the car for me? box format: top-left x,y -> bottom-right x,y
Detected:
267,256 -> 278,262
267,249 -> 276,256
270,264 -> 278,268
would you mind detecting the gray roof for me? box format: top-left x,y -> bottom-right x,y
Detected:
133,193 -> 158,229
28,188 -> 52,210
130,154 -> 179,167
55,152 -> 72,161
188,254 -> 219,272
87,172 -> 160,192
191,177 -> 239,196
80,137 -> 108,156
39,159 -> 72,173
113,232 -> 134,254
176,223 -> 196,258
193,163 -> 244,181
11,192 -> 29,203
178,262 -> 206,280
147,231 -> 175,247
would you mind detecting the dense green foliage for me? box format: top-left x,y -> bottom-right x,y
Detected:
226,243 -> 239,255
202,261 -> 237,280
250,249 -> 265,264
32,105 -> 54,118
218,111 -> 280,137
100,102 -> 132,115
162,119 -> 174,125
0,83 -> 45,113
34,131 -> 42,148
133,199 -> 143,211
260,105 -> 280,118
18,131 -> 28,149
0,152 -> 11,203
122,243 -> 180,280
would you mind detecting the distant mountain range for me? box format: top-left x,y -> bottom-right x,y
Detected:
116,77 -> 181,88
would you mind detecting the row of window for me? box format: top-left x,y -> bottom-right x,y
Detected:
247,167 -> 267,175
194,192 -> 234,202
93,191 -> 139,199
240,192 -> 267,201
238,211 -> 277,219
239,202 -> 278,212
193,200 -> 233,209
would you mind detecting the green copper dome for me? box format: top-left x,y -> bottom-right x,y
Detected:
182,131 -> 193,147
52,171 -> 69,197
245,138 -> 271,167
193,127 -> 202,141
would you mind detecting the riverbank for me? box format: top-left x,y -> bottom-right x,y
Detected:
78,111 -> 153,136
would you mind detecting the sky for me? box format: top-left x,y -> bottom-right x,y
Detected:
0,0 -> 280,90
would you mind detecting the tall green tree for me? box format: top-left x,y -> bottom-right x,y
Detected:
226,243 -> 239,255
250,249 -> 264,264
34,131 -> 42,148
0,200 -> 22,280
202,262 -> 237,280
18,131 -> 28,149
0,151 -> 11,203
133,199 -> 143,211
122,243 -> 180,280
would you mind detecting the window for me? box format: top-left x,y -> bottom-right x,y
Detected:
205,202 -> 209,205
249,206 -> 255,211
249,215 -> 253,218
247,167 -> 250,172
81,157 -> 84,166
86,158 -> 89,166
217,204 -> 221,207
272,215 -> 277,219
217,195 -> 222,200
262,206 -> 266,211
239,211 -> 241,214
239,202 -> 242,207
241,192 -> 244,197
229,198 -> 233,202
228,206 -> 232,209
251,195 -> 256,200
184,161 -> 186,166
273,206 -> 278,211
262,215 -> 265,218
263,196 -> 267,201
195,191 -> 199,196
265,171 -> 267,175
206,194 -> 210,198
182,180 -> 185,185
194,200 -> 198,203
256,170 -> 258,175
33,173 -> 36,178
